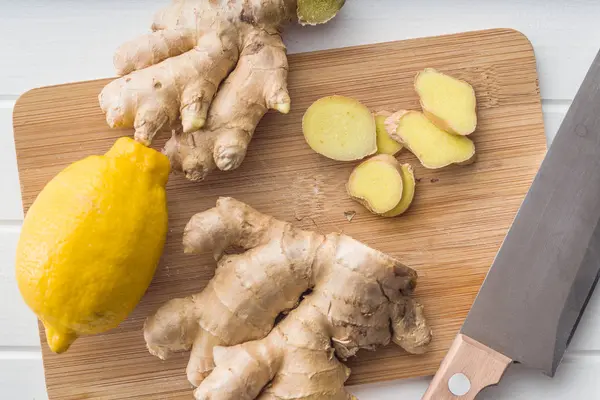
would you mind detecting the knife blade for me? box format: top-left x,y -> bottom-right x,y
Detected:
422,48 -> 600,400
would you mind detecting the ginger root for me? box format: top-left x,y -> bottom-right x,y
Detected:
415,68 -> 477,136
386,110 -> 475,169
302,95 -> 377,161
384,163 -> 416,218
375,111 -> 403,155
99,0 -> 346,181
346,154 -> 404,214
143,197 -> 431,399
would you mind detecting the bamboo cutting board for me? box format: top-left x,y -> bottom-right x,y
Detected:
13,28 -> 546,399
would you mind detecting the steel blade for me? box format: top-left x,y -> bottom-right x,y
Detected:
461,49 -> 600,377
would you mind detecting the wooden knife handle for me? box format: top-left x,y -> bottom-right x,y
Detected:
422,334 -> 512,400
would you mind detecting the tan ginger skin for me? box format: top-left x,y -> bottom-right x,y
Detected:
99,0 -> 344,182
143,197 -> 432,399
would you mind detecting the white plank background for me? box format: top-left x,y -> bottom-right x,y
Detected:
1,1 -> 600,399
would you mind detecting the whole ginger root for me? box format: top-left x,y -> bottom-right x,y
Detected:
99,0 -> 346,181
144,197 -> 431,399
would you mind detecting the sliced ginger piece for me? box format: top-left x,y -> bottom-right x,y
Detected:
346,154 -> 404,214
415,68 -> 477,136
375,111 -> 403,155
298,0 -> 346,25
386,111 -> 475,169
303,95 -> 377,161
383,164 -> 416,217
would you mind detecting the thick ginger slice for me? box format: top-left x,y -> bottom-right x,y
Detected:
415,68 -> 478,136
302,95 -> 377,161
375,111 -> 403,155
347,154 -> 404,214
99,0 -> 345,181
143,197 -> 431,398
384,163 -> 416,218
386,111 -> 476,169
298,0 -> 347,25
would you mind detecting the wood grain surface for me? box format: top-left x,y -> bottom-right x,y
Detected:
12,28 -> 546,399
422,334 -> 512,399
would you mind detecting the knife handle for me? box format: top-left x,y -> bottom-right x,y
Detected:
422,334 -> 512,400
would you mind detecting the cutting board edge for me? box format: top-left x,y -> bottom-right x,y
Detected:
10,26 -> 536,109
11,26 -> 547,397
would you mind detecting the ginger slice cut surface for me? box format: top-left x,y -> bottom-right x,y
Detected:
386,111 -> 475,169
298,0 -> 347,25
346,154 -> 404,214
383,163 -> 416,217
375,111 -> 403,155
302,95 -> 377,161
415,68 -> 477,136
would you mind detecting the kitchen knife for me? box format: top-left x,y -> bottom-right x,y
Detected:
422,48 -> 600,400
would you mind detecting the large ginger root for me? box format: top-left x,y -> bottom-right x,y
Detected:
144,197 -> 431,397
302,95 -> 377,161
415,68 -> 478,136
386,110 -> 476,169
99,0 -> 346,181
346,154 -> 404,214
144,198 -> 323,385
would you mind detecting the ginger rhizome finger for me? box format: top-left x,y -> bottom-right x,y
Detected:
144,198 -> 323,385
346,154 -> 404,214
302,95 -> 377,161
386,110 -> 476,169
143,197 -> 431,397
99,0 -> 346,181
383,163 -> 416,218
163,29 -> 291,180
375,111 -> 403,155
415,68 -> 478,136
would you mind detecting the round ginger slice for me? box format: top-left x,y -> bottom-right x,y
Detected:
415,68 -> 477,136
303,95 -> 377,161
298,0 -> 346,25
346,154 -> 404,214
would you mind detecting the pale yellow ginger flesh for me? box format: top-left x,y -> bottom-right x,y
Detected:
347,154 -> 404,214
375,111 -> 403,155
415,68 -> 477,136
99,0 -> 345,182
302,95 -> 377,161
384,164 -> 416,217
143,197 -> 431,399
298,0 -> 347,25
386,111 -> 476,169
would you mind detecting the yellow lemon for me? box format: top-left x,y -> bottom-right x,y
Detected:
15,137 -> 170,353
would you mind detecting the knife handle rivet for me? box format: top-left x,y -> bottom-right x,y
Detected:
448,373 -> 471,396
575,124 -> 588,137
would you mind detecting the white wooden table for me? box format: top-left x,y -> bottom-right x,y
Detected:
2,1 -> 600,398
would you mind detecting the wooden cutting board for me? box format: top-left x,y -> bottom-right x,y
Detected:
13,28 -> 546,399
